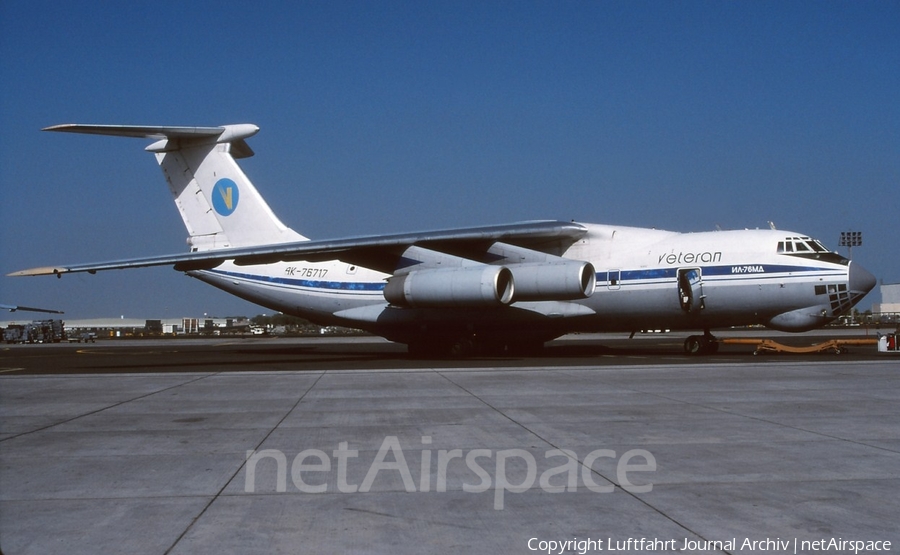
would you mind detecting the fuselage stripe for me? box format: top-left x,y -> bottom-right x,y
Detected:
207,263 -> 844,295
207,269 -> 386,291
605,264 -> 845,283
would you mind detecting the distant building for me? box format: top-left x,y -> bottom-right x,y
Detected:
62,317 -> 250,336
1,317 -> 251,338
880,283 -> 900,304
873,283 -> 900,324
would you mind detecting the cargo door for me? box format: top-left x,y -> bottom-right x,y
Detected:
677,268 -> 705,313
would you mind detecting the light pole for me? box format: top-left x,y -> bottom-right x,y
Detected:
840,231 -> 862,259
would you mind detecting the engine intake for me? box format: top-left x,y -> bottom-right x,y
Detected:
384,266 -> 515,308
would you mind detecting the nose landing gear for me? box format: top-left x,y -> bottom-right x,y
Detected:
684,331 -> 719,356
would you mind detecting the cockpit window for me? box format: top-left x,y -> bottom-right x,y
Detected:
777,236 -> 849,265
808,240 -> 829,253
778,237 -> 830,254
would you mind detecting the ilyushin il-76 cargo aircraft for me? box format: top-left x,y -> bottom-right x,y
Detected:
11,124 -> 876,356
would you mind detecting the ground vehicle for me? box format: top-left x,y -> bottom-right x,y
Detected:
67,332 -> 97,343
3,320 -> 66,343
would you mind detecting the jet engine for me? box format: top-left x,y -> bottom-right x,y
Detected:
508,261 -> 596,301
384,266 -> 515,308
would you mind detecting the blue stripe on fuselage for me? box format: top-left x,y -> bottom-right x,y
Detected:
607,264 -> 843,283
205,264 -> 841,295
205,269 -> 386,291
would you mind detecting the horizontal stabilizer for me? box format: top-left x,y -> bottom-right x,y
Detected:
45,124 -> 232,140
43,124 -> 260,156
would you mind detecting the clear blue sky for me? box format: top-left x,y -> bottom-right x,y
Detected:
1,1 -> 897,319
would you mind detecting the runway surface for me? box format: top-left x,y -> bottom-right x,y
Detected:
0,329 -> 891,375
1,332 -> 898,554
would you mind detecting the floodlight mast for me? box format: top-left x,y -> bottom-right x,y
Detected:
840,231 -> 862,259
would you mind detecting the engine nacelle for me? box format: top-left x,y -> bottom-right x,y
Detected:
508,261 -> 596,301
384,266 -> 515,308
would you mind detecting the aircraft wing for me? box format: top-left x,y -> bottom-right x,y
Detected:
8,221 -> 588,277
1,303 -> 64,314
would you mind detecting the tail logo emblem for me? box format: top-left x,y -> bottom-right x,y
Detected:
212,178 -> 239,216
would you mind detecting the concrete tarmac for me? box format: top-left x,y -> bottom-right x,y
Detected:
0,329 -> 891,374
1,334 -> 898,554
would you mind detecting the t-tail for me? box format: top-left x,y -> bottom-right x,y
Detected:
44,124 -> 307,251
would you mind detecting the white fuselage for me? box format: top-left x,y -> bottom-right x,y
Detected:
191,223 -> 869,344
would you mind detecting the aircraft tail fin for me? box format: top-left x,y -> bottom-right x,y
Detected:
44,124 -> 307,251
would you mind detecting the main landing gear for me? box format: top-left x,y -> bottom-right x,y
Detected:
684,331 -> 719,356
407,335 -> 546,359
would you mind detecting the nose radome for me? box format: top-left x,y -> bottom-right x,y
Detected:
849,262 -> 877,294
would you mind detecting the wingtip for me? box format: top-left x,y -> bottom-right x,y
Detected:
7,266 -> 67,277
42,124 -> 78,132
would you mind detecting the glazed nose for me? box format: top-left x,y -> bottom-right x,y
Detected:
849,261 -> 876,294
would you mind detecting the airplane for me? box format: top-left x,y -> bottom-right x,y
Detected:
1,304 -> 64,314
9,123 -> 877,356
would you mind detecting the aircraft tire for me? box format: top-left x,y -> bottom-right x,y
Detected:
684,335 -> 703,355
407,337 -> 476,359
448,338 -> 476,358
511,342 -> 546,357
684,335 -> 717,356
407,341 -> 450,359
